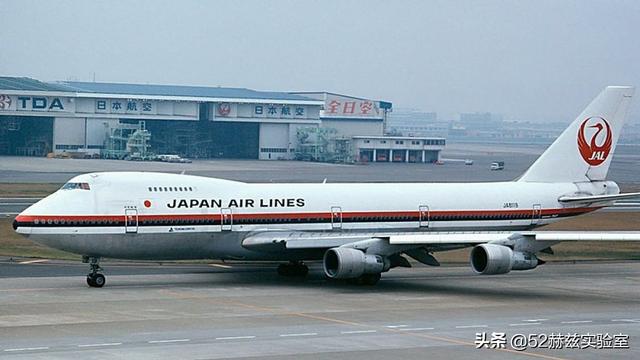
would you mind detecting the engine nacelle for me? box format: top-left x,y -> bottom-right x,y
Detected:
470,244 -> 539,275
323,247 -> 386,279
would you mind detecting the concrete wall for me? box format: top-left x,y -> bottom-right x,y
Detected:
321,119 -> 383,138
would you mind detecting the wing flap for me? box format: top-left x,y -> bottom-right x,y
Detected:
242,230 -> 640,252
389,232 -> 511,245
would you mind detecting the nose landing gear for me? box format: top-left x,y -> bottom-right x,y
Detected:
83,256 -> 106,288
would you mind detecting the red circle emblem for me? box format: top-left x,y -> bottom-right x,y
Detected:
144,200 -> 152,208
577,117 -> 612,166
217,103 -> 231,116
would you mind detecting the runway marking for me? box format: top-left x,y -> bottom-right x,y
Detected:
18,259 -> 49,264
209,263 -> 232,269
399,327 -> 435,331
611,319 -> 640,323
455,325 -> 488,329
160,290 -> 568,360
385,324 -> 408,328
510,323 -> 541,326
148,339 -> 190,344
4,347 -> 49,352
524,319 -> 548,322
341,330 -> 377,334
77,342 -> 122,348
561,320 -> 592,324
215,336 -> 255,340
279,332 -> 317,337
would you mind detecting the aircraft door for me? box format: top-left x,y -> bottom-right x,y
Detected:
331,206 -> 342,229
221,208 -> 232,231
531,204 -> 542,225
125,208 -> 138,234
419,205 -> 430,228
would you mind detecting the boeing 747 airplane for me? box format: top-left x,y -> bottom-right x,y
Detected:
13,86 -> 640,287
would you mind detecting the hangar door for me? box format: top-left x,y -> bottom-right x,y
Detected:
259,123 -> 290,160
210,121 -> 259,159
0,116 -> 53,156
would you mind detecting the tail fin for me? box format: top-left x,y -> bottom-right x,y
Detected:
518,86 -> 634,183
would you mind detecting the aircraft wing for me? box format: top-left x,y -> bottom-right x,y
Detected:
388,231 -> 640,244
242,230 -> 640,252
558,192 -> 640,204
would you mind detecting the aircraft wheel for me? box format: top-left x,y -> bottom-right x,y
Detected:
87,273 -> 106,288
93,273 -> 106,287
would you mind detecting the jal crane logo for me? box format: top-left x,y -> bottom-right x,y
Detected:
577,117 -> 612,166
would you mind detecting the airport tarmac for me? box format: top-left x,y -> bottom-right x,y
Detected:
1,142 -> 639,185
0,260 -> 638,359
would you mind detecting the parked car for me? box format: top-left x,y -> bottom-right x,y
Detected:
490,161 -> 505,170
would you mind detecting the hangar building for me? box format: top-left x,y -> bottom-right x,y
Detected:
0,77 -> 322,160
0,77 -> 444,162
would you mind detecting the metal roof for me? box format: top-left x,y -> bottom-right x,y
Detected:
0,77 -> 74,92
0,77 -> 316,102
59,81 -> 313,102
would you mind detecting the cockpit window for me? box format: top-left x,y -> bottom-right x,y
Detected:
61,182 -> 90,190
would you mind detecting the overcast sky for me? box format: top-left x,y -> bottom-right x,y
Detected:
1,0 -> 639,122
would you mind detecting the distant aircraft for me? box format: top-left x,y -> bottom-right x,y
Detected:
13,86 -> 640,287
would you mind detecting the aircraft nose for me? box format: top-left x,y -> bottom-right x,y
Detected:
13,212 -> 29,231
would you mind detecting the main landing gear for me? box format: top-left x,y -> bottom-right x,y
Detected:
277,261 -> 309,277
83,256 -> 106,288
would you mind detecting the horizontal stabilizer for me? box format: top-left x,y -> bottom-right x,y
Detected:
558,192 -> 640,203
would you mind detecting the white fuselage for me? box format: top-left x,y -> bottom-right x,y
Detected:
14,172 -> 606,260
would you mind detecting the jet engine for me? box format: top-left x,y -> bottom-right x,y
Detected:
323,247 -> 387,279
470,244 -> 540,275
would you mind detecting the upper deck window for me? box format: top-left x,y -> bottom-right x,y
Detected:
61,182 -> 90,190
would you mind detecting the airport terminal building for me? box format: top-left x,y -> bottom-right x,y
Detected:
0,76 -> 443,161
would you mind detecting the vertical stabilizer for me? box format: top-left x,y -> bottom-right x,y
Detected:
518,86 -> 634,183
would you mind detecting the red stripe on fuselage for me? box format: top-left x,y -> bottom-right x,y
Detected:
14,206 -> 599,223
